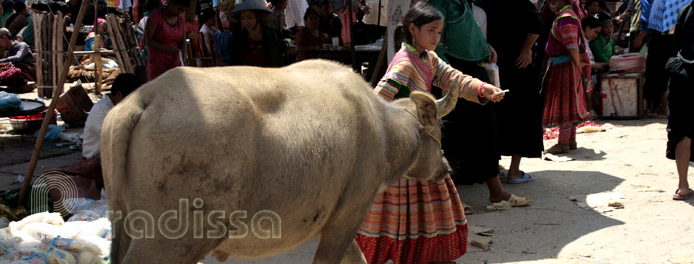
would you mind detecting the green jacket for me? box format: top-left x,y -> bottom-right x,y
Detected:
589,35 -> 615,63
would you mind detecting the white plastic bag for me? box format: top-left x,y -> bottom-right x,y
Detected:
609,53 -> 646,73
483,63 -> 501,88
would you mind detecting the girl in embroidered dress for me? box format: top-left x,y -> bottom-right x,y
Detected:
354,2 -> 505,264
542,0 -> 591,154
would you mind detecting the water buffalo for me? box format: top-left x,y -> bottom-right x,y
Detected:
101,59 -> 463,263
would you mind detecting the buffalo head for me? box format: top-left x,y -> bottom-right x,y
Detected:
398,80 -> 459,182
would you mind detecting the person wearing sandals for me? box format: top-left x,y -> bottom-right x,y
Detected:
667,2 -> 694,201
354,3 -> 510,263
541,0 -> 590,154
427,0 -> 535,209
479,0 -> 544,183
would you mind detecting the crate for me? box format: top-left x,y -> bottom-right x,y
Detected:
601,73 -> 645,119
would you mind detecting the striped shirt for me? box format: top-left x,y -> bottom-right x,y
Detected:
374,43 -> 486,104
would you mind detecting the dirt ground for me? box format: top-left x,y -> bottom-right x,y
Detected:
1,90 -> 692,263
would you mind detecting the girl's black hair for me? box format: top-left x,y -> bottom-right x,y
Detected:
170,0 -> 191,8
581,16 -> 600,30
596,11 -> 614,25
399,2 -> 443,46
304,6 -> 319,20
199,8 -> 216,24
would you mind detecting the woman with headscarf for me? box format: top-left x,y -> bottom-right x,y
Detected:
228,0 -> 286,67
542,0 -> 590,154
85,18 -> 111,51
144,0 -> 190,81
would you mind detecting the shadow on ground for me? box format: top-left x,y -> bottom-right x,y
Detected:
456,170 -> 625,263
565,147 -> 607,161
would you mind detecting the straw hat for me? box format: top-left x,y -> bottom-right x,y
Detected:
228,0 -> 277,25
231,0 -> 272,15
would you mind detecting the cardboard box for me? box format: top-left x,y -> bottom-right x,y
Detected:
56,83 -> 94,127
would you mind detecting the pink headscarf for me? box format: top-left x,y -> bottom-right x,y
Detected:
92,18 -> 107,32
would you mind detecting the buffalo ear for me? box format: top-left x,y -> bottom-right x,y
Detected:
410,91 -> 437,130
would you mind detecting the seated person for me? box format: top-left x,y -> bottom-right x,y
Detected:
4,2 -> 27,37
16,7 -> 37,46
1,1 -> 13,27
582,16 -> 605,118
199,8 -> 221,56
295,7 -> 325,62
318,0 -> 341,43
46,74 -> 143,201
589,12 -> 616,63
85,18 -> 112,51
266,0 -> 288,31
0,27 -> 35,81
83,73 -> 143,160
228,0 -> 286,67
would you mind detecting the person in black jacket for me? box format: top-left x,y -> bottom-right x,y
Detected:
667,2 -> 694,201
228,0 -> 286,67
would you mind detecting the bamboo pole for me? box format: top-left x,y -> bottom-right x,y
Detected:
349,0 -> 357,72
18,0 -> 90,208
59,14 -> 66,83
52,13 -> 57,94
370,33 -> 388,87
40,13 -> 47,97
94,0 -> 102,94
33,13 -> 43,98
95,34 -> 102,94
111,16 -> 134,73
105,14 -> 126,74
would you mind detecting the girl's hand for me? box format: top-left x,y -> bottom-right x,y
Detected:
481,83 -> 505,102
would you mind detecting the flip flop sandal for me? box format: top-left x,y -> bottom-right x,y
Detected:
544,144 -> 569,155
460,201 -> 474,215
673,188 -> 694,200
507,172 -> 535,184
486,194 -> 531,211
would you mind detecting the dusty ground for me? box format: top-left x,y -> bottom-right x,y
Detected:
1,89 -> 692,263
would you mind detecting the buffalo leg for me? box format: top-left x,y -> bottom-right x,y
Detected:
339,240 -> 367,264
313,225 -> 366,264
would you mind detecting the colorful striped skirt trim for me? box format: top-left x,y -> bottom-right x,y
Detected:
542,60 -> 589,128
355,175 -> 468,264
